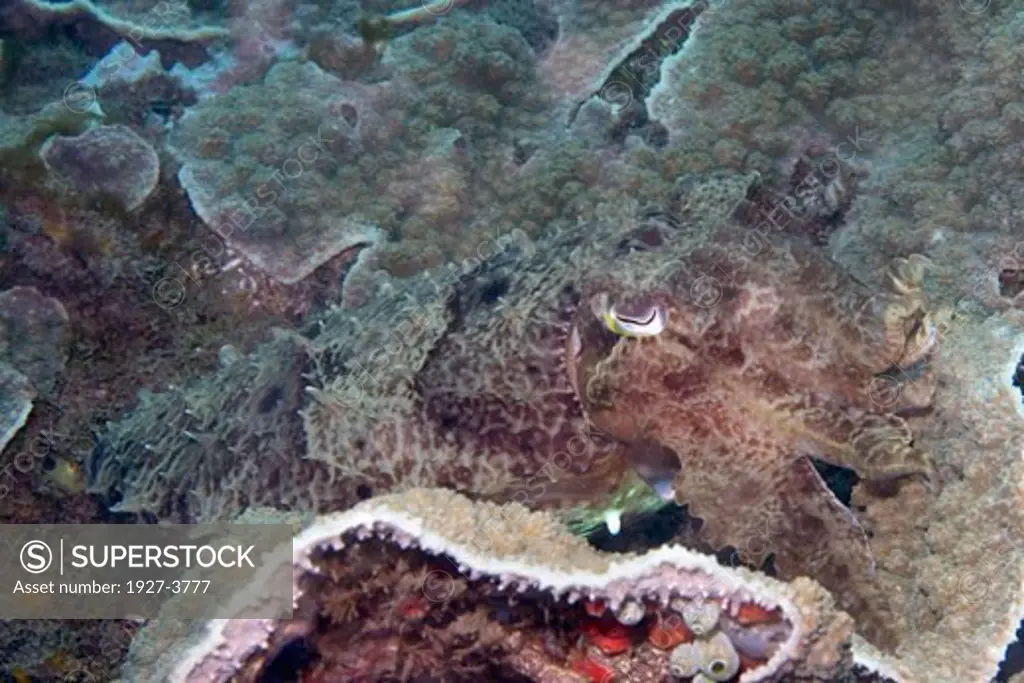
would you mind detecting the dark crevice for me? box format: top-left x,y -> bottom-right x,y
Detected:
812,457 -> 859,508
567,1 -> 709,141
479,276 -> 511,305
586,501 -> 692,553
1012,354 -> 1024,404
1000,268 -> 1024,299
257,638 -> 313,683
995,619 -> 1024,682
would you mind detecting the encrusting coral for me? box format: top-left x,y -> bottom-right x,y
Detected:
0,360 -> 35,457
89,153 -> 1024,680
121,488 -> 900,683
2,0 -> 229,67
168,60 -> 387,285
39,123 -> 159,211
0,285 -> 71,399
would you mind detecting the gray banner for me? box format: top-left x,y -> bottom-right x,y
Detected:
0,524 -> 294,619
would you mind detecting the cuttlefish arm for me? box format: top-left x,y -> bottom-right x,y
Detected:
667,444 -> 892,647
571,295 -> 897,645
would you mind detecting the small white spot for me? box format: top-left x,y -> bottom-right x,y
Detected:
604,509 -> 623,535
570,325 -> 582,358
653,478 -> 676,502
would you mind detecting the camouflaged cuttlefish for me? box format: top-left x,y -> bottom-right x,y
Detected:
563,224 -> 941,646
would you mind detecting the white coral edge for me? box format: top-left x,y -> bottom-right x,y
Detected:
161,490 -> 911,683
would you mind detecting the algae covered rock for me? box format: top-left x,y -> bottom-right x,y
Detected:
39,123 -> 160,210
0,286 -> 71,398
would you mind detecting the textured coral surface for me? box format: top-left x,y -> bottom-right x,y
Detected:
128,488 -> 862,683
2,0 -> 1024,681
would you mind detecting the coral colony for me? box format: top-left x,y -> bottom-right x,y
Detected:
0,0 -> 1023,682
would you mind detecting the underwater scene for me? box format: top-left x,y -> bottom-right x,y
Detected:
0,0 -> 1023,681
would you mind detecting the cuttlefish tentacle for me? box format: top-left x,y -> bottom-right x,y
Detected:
760,395 -> 939,491
870,254 -> 939,372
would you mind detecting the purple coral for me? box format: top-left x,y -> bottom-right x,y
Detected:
39,124 -> 159,211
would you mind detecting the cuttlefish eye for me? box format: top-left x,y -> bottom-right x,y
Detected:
590,293 -> 668,338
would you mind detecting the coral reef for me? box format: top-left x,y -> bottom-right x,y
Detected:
1,0 -> 229,66
646,0 -> 952,176
848,309 -> 1024,683
39,123 -> 160,210
86,329 -> 341,522
0,0 -> 1022,680
168,60 -> 387,284
120,488 -> 894,683
0,285 -> 70,398
87,177 -> 751,523
568,1 -> 708,145
88,153 -> 1024,680
535,0 -> 669,108
567,234 -> 943,643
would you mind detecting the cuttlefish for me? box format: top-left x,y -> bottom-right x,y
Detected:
565,227 -> 941,646
412,189 -> 938,645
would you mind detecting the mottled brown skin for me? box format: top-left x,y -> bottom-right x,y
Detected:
402,185 -> 938,646
413,256 -> 631,507
567,224 -> 939,646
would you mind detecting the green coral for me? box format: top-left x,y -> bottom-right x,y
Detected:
0,108 -> 99,188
